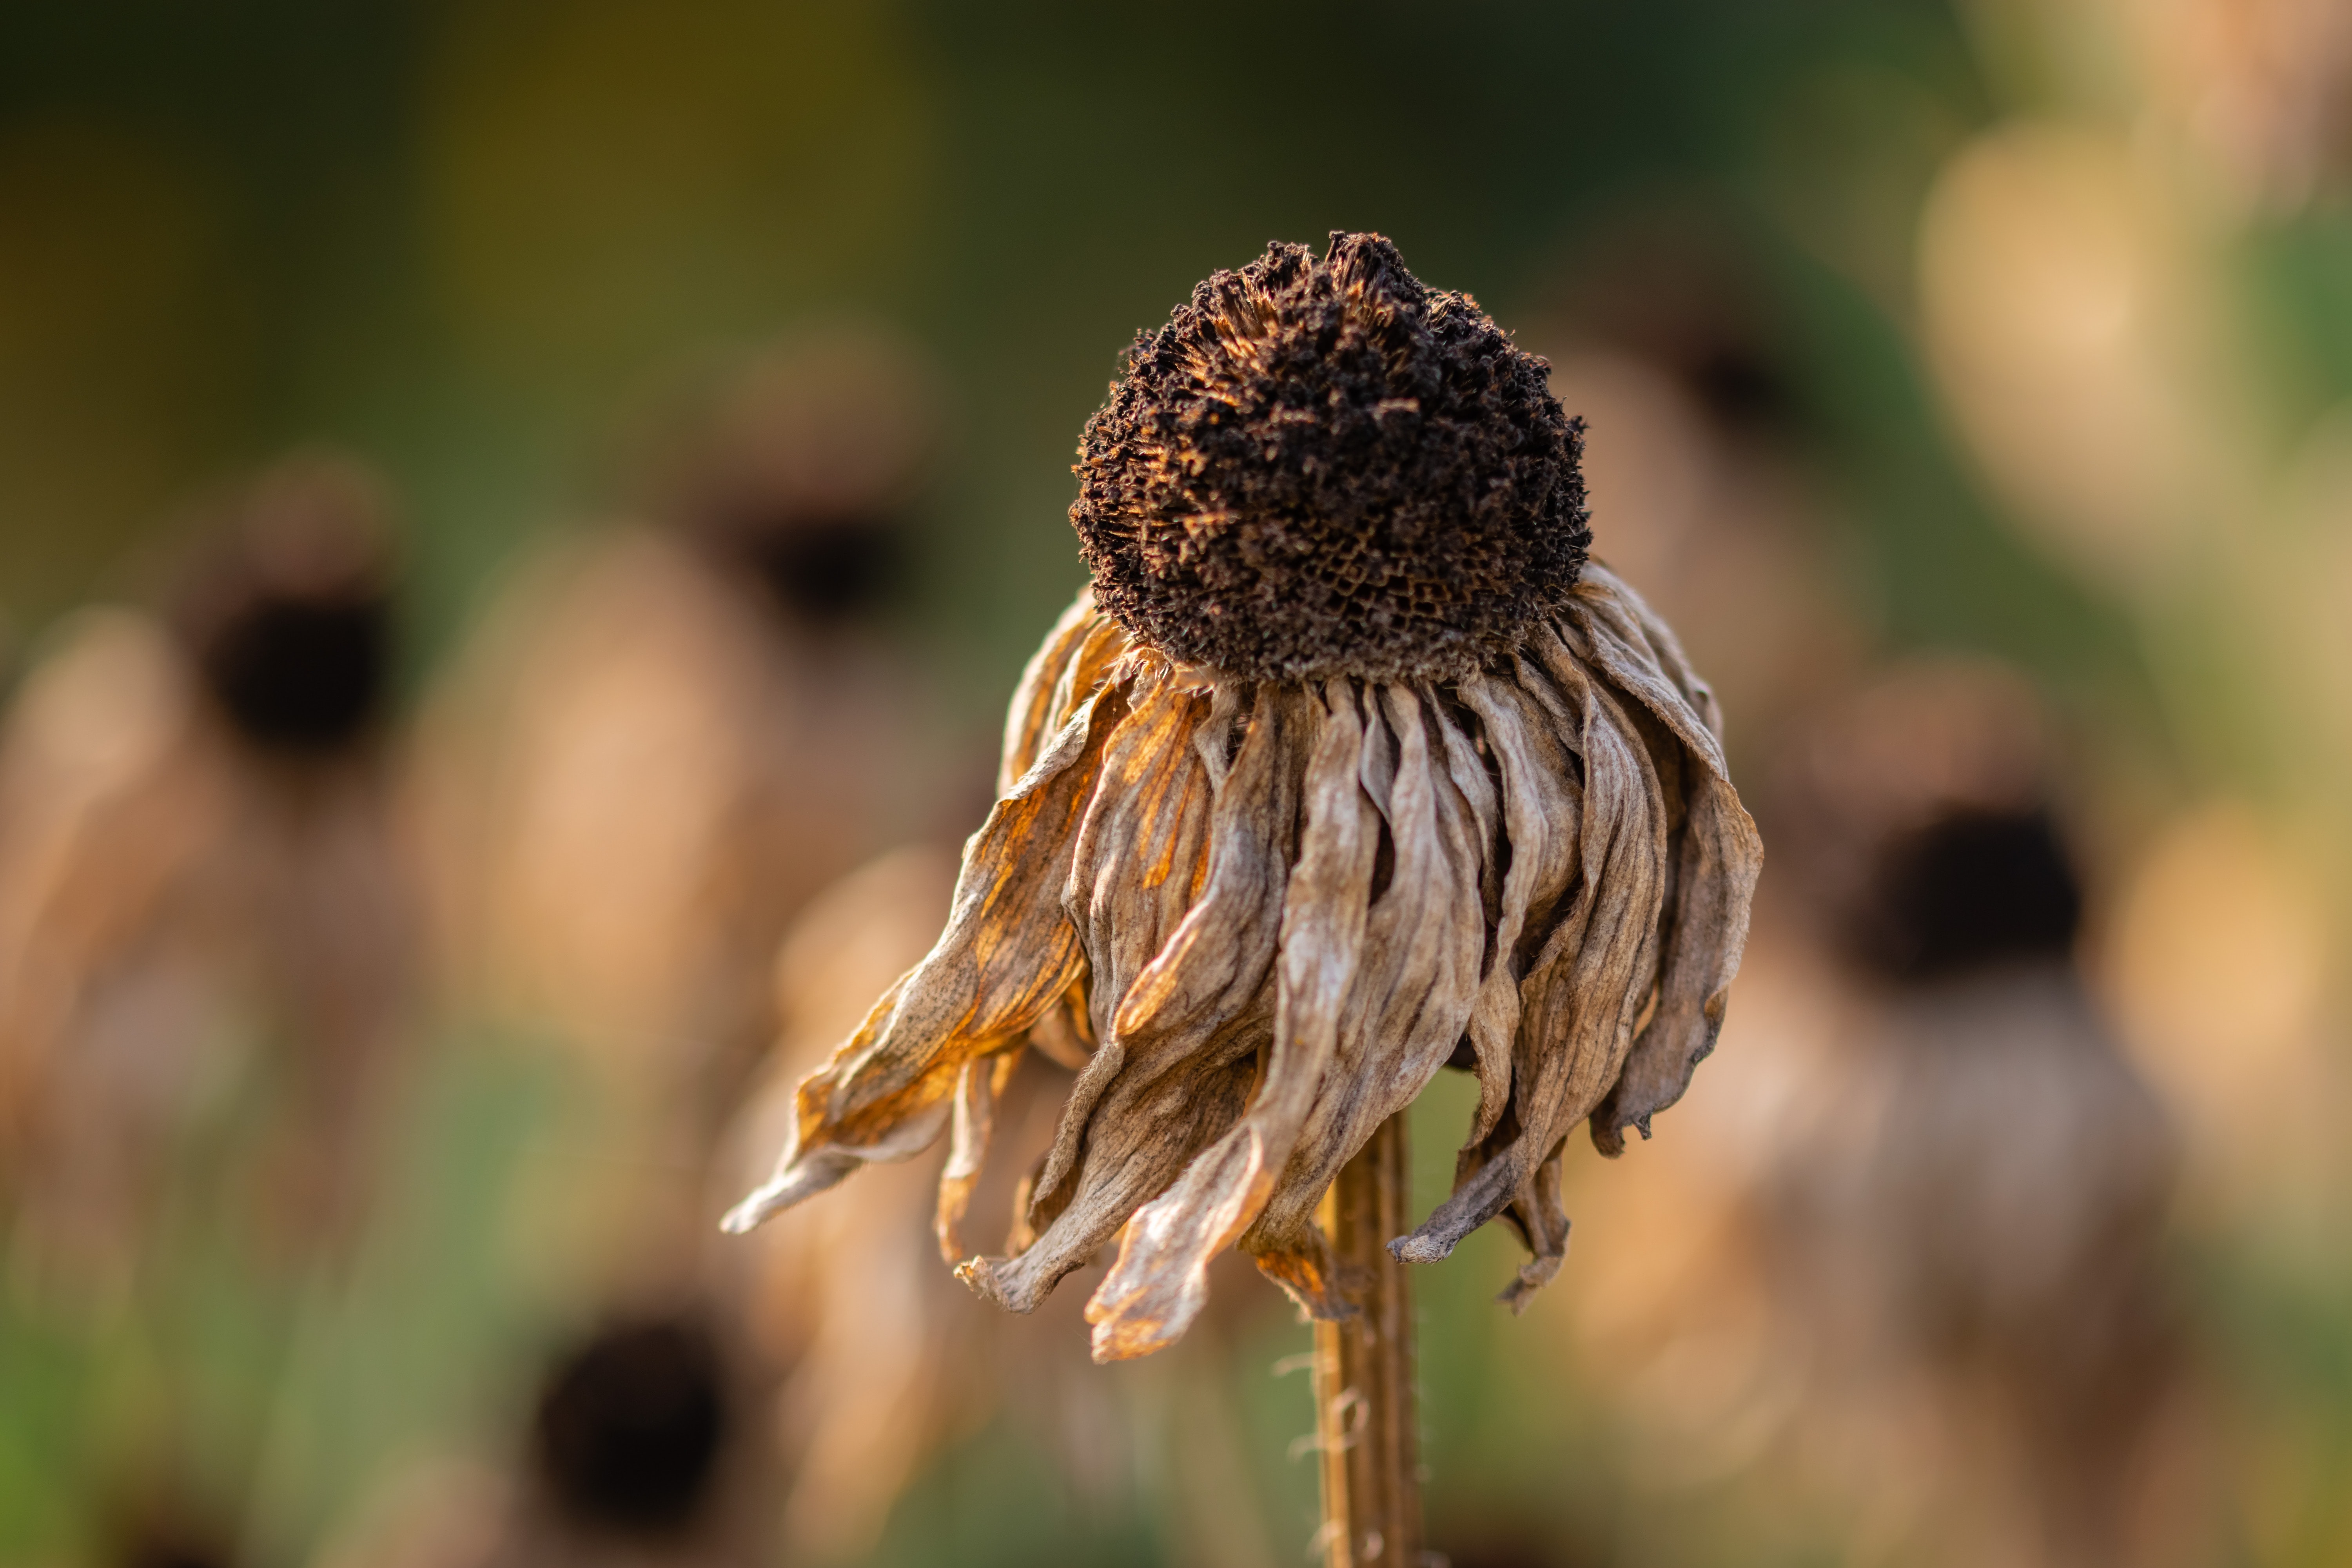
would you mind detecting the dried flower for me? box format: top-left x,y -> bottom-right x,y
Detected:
1581,662 -> 2192,1566
0,456 -> 416,1280
726,233 -> 1762,1362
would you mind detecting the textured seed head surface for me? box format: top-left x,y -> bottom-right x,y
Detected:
1071,231 -> 1590,681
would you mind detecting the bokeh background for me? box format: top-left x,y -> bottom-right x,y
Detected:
3,0 -> 2350,1564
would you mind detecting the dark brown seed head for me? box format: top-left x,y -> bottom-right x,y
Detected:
170,457 -> 396,756
1070,231 -> 1589,681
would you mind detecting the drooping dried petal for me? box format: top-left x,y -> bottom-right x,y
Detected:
933,1047 -> 1020,1262
1394,647 -> 1668,1267
1448,671 -> 1585,1149
959,683 -> 1302,1316
999,586 -> 1106,793
1245,684 -> 1485,1313
722,676 -> 1125,1232
730,560 -> 1760,1346
1063,664 -> 1216,1048
1082,681 -> 1377,1360
1561,573 -> 1763,1154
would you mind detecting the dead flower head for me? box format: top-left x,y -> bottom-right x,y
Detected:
726,232 -> 1762,1361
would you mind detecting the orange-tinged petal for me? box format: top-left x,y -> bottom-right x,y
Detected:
1000,587 -> 1104,793
964,685 -> 1303,1314
724,677 -> 1127,1232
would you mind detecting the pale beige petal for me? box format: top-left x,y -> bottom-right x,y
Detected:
999,586 -> 1104,793
1450,672 -> 1585,1148
1395,655 -> 1666,1267
1081,680 -> 1377,1361
723,676 -> 1127,1232
1589,782 -> 1760,1152
1495,1142 -> 1571,1313
934,1046 -> 1022,1262
1047,613 -> 1133,740
1246,683 -> 1485,1314
1430,689 -> 1502,927
964,685 -> 1305,1313
1063,662 -> 1216,1048
1576,561 -> 1726,743
1544,596 -> 1762,1154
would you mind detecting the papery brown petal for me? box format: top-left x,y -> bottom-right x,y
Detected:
964,686 -> 1304,1314
1450,673 -> 1584,1149
1496,1141 -> 1570,1313
1024,976 -> 1095,1070
1547,594 -> 1762,1155
1000,588 -> 1104,793
1049,613 -> 1132,740
1517,665 -> 1668,1137
1245,684 -> 1484,1313
1560,573 -> 1725,770
1064,664 -> 1215,1048
1431,692 -> 1502,929
1080,680 -> 1377,1360
935,1047 -> 1022,1262
1394,656 -> 1666,1267
1588,760 -> 1759,1154
1576,563 -> 1725,743
1192,678 -> 1249,790
723,679 -> 1127,1232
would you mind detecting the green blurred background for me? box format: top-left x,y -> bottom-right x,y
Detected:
4,1 -> 2351,1565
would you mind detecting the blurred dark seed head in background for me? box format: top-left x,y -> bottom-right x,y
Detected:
635,326 -> 944,630
1767,658 -> 2063,968
119,1539 -> 231,1568
531,1317 -> 730,1541
110,1508 -> 236,1568
167,455 -> 396,756
1856,806 -> 2084,983
1546,207 -> 1802,436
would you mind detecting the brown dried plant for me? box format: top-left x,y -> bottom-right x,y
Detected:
0,456 -> 415,1282
726,233 -> 1762,1367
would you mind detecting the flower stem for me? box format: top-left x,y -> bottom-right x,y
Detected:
1313,1111 -> 1423,1568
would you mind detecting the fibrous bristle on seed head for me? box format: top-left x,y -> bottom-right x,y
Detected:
1070,231 -> 1590,682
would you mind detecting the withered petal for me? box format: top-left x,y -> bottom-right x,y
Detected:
1553,579 -> 1764,1155
1450,672 -> 1584,1149
1245,684 -> 1484,1313
1589,762 -> 1760,1154
722,677 -> 1125,1234
1395,656 -> 1666,1269
960,686 -> 1303,1314
934,1047 -> 1022,1262
1079,679 -> 1377,1359
1575,563 -> 1725,746
1000,588 -> 1105,793
1065,663 -> 1216,1047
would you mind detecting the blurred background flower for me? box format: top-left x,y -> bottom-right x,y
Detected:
2,0 -> 2348,1564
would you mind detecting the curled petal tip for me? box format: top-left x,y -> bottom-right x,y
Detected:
719,1149 -> 863,1236
1498,1253 -> 1564,1314
719,1188 -> 781,1235
1388,1230 -> 1457,1266
1086,1313 -> 1180,1364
